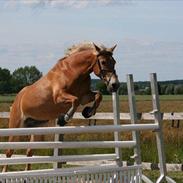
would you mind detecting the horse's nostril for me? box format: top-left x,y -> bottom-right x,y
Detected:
111,83 -> 120,92
112,83 -> 117,88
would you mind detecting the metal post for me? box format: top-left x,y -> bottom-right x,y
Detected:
150,73 -> 176,183
127,74 -> 153,183
112,92 -> 122,167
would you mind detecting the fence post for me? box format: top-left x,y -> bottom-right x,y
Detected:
53,120 -> 64,169
127,74 -> 153,183
112,92 -> 122,167
127,74 -> 141,165
150,73 -> 176,183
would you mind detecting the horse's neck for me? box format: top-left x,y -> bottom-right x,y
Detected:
68,51 -> 96,75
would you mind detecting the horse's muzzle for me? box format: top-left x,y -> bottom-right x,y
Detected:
107,82 -> 120,93
107,75 -> 120,93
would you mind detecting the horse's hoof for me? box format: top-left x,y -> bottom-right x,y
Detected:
57,115 -> 67,126
82,106 -> 93,118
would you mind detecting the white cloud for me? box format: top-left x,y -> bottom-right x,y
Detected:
2,0 -> 133,9
1,39 -> 183,81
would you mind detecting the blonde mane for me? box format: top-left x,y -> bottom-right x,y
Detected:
65,42 -> 106,57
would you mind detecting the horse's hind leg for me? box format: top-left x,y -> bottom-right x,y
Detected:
2,115 -> 23,172
2,136 -> 15,172
25,135 -> 34,171
2,89 -> 25,173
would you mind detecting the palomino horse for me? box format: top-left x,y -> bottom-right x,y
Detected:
2,42 -> 120,172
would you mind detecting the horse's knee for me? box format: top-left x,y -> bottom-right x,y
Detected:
72,97 -> 79,107
6,149 -> 14,158
25,163 -> 32,171
2,149 -> 14,172
26,149 -> 33,157
2,165 -> 8,173
27,135 -> 34,157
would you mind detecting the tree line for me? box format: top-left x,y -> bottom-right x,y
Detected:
0,66 -> 42,94
0,66 -> 183,95
92,80 -> 183,95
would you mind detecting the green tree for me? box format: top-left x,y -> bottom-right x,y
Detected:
174,85 -> 183,94
144,86 -> 151,95
160,85 -> 168,95
134,83 -> 140,94
118,83 -> 127,95
11,66 -> 42,92
157,83 -> 162,95
165,84 -> 174,95
96,81 -> 109,95
0,68 -> 12,94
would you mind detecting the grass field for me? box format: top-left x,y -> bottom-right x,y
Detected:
0,94 -> 183,182
0,94 -> 15,103
104,94 -> 183,101
1,94 -> 183,103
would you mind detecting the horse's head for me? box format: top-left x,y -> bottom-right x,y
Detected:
93,43 -> 120,93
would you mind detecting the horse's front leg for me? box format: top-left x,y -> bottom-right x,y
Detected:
81,91 -> 102,118
54,91 -> 79,125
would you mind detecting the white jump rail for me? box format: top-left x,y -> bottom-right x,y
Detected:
0,124 -> 142,182
0,141 -> 136,150
0,154 -> 116,165
0,124 -> 159,136
0,124 -> 156,165
1,111 -> 183,120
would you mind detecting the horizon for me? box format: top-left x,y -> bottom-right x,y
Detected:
0,0 -> 183,82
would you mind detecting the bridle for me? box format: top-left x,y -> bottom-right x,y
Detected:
96,53 -> 116,87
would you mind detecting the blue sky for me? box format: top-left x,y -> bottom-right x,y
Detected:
0,0 -> 183,81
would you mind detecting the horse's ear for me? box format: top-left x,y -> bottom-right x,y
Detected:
109,44 -> 117,53
93,43 -> 101,53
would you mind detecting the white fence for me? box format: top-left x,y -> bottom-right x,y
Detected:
0,109 -> 142,182
0,165 -> 142,183
0,73 -> 178,183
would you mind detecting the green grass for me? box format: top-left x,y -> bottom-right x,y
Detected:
1,94 -> 183,103
143,170 -> 183,183
103,94 -> 183,101
0,94 -> 15,103
159,95 -> 183,101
